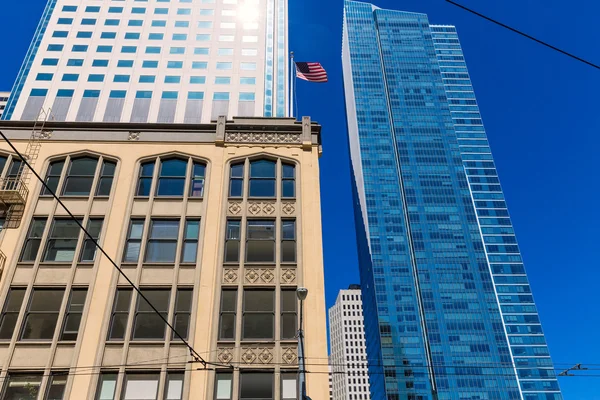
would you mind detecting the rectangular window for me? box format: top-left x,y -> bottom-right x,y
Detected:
224,220 -> 241,263
281,220 -> 296,263
215,373 -> 233,400
132,289 -> 170,339
216,62 -> 232,70
125,32 -> 141,40
215,77 -> 231,85
240,77 -> 256,85
190,163 -> 205,197
229,163 -> 244,197
140,75 -> 156,83
281,374 -> 298,400
194,47 -> 209,55
0,288 -> 26,339
42,58 -> 59,66
123,219 -> 145,263
114,75 -> 131,83
145,219 -> 180,263
181,220 -> 199,263
105,19 -> 120,26
165,373 -> 184,400
190,76 -> 206,84
47,373 -> 68,399
243,290 -> 274,339
43,218 -> 83,262
165,76 -> 181,84
192,62 -> 208,69
96,160 -> 116,196
92,59 -> 109,67
129,19 -> 143,26
219,290 -> 236,340
53,30 -> 68,38
240,372 -> 273,399
246,220 -> 275,263
108,288 -> 132,340
62,73 -> 79,82
88,74 -> 105,82
77,31 -> 92,38
172,289 -> 192,339
60,288 -> 88,340
196,34 -> 211,41
175,21 -> 190,28
167,61 -> 183,69
198,21 -> 213,29
95,373 -> 117,400
146,46 -> 161,54
241,62 -> 257,70
100,32 -> 116,39
122,373 -> 160,400
151,20 -> 166,27
281,289 -> 297,339
80,218 -> 103,262
170,47 -> 185,55
241,48 -> 258,56
218,48 -> 234,56
21,288 -> 65,340
142,61 -> 158,68
3,375 -> 43,399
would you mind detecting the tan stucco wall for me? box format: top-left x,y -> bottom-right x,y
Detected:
0,120 -> 328,399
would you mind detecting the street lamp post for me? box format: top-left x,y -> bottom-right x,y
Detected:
296,287 -> 310,400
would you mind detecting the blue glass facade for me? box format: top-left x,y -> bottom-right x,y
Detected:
342,1 -> 561,399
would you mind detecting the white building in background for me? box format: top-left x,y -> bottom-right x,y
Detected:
329,285 -> 370,400
0,92 -> 9,119
3,0 -> 288,122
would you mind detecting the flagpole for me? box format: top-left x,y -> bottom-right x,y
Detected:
289,51 -> 295,119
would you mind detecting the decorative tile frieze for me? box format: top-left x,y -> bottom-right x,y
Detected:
217,347 -> 234,365
223,268 -> 239,284
241,347 -> 275,365
280,268 -> 297,285
226,132 -> 302,145
281,201 -> 296,215
245,268 -> 275,284
247,201 -> 276,216
227,201 -> 242,215
281,347 -> 298,365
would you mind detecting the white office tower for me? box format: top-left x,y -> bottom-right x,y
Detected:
3,0 -> 288,122
329,285 -> 371,400
0,92 -> 9,119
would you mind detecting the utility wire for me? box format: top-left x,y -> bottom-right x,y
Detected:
0,130 -> 209,368
445,0 -> 600,70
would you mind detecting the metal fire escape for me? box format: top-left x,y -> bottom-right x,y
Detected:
0,109 -> 51,278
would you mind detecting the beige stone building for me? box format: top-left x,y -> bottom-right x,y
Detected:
0,116 -> 328,399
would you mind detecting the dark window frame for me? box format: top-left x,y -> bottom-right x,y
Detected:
172,288 -> 193,340
281,163 -> 296,198
245,219 -> 276,263
20,288 -> 66,341
228,162 -> 244,198
156,158 -> 188,197
131,288 -> 170,340
41,159 -> 65,196
61,156 -> 100,196
144,218 -> 180,263
137,161 -> 155,197
60,287 -> 88,341
248,159 -> 276,198
42,217 -> 84,263
0,288 -> 26,340
95,159 -> 117,196
219,289 -> 237,340
242,289 -> 274,340
281,289 -> 297,340
122,219 -> 145,263
79,218 -> 104,262
281,219 -> 296,263
107,288 -> 132,340
20,217 -> 48,262
224,219 -> 241,263
180,219 -> 200,264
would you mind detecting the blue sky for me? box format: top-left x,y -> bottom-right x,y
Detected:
1,0 -> 598,397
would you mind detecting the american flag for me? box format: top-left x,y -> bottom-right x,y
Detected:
295,62 -> 328,83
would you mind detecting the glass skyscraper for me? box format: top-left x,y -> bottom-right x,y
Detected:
342,1 -> 561,399
2,0 -> 288,122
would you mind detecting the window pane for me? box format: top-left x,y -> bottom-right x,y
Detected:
282,180 -> 295,198
64,177 -> 94,195
231,164 -> 244,178
220,314 -> 235,339
247,221 -> 274,240
157,177 -> 185,196
243,313 -> 273,339
226,221 -> 240,239
22,313 -> 60,339
133,314 -> 167,339
160,159 -> 187,176
138,290 -> 170,312
249,180 -> 275,197
165,373 -> 184,400
281,242 -> 296,263
4,289 -> 26,312
246,241 -> 275,262
146,242 -> 177,262
215,373 -> 233,400
69,157 -> 97,175
245,291 -> 274,312
96,177 -> 113,196
250,160 -> 275,178
281,291 -> 297,312
281,314 -> 297,339
115,290 -> 132,311
96,374 -> 117,400
141,162 -> 155,177
282,164 -> 295,178
224,242 -> 239,263
123,374 -> 159,400
150,220 -> 180,239
130,221 -> 144,239
282,221 -> 295,240
240,373 -> 273,399
46,373 -> 68,400
29,289 -> 64,312
282,375 -> 297,400
184,220 -> 199,239
109,314 -> 128,339
124,242 -> 141,262
3,374 -> 42,400
181,243 -> 198,263
229,179 -> 243,197
137,177 -> 153,196
221,291 -> 237,312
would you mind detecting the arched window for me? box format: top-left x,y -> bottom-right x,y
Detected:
229,163 -> 244,197
63,157 -> 98,196
136,156 -> 207,198
282,163 -> 296,198
137,161 -> 155,196
249,159 -> 276,197
228,158 -> 296,199
157,158 -> 187,196
40,155 -> 117,197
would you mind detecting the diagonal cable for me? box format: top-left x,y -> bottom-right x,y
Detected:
445,0 -> 600,70
0,129 -> 209,368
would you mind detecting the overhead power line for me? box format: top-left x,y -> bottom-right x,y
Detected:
0,130 -> 210,369
445,0 -> 600,70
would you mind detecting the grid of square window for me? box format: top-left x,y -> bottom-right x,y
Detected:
10,0 -> 282,123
